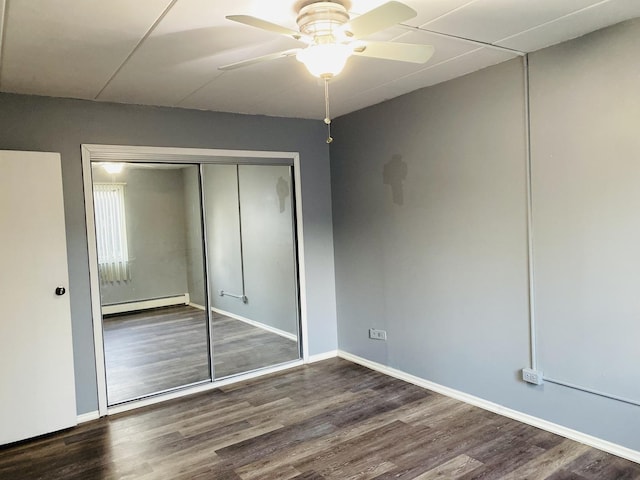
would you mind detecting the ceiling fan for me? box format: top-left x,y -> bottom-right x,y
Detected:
220,1 -> 435,142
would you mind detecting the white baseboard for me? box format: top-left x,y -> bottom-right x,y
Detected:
337,350 -> 640,465
211,307 -> 297,341
307,350 -> 338,363
77,411 -> 100,424
306,350 -> 338,363
102,294 -> 189,315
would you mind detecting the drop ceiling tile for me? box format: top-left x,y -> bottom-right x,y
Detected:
255,75 -> 328,119
350,0 -> 477,28
179,56 -> 306,113
362,24 -> 411,42
0,0 -> 173,98
237,0 -> 303,29
98,0 -> 302,106
329,31 -> 478,103
332,46 -> 518,117
328,57 -> 422,104
390,47 -> 518,91
386,28 -> 482,63
422,0 -> 604,44
1,0 -> 634,119
496,0 -> 640,52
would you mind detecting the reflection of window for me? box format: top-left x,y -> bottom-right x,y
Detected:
93,183 -> 130,283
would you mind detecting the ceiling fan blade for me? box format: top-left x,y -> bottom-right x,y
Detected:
347,1 -> 417,39
226,15 -> 303,40
354,41 -> 434,64
218,49 -> 301,71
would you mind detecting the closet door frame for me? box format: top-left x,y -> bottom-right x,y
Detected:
81,144 -> 309,417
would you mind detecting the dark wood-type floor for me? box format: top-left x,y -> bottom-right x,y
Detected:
2,359 -> 639,480
104,305 -> 299,404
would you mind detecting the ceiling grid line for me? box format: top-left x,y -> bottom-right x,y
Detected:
0,0 -> 8,89
349,1 -> 481,47
494,0 -> 614,46
400,23 -> 525,56
175,70 -> 227,107
417,0 -> 482,28
94,0 -> 179,100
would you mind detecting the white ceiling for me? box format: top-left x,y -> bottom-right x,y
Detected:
0,0 -> 638,119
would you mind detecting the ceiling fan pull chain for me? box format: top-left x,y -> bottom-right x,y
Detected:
324,77 -> 333,144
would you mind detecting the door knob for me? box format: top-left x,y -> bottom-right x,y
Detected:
55,286 -> 66,296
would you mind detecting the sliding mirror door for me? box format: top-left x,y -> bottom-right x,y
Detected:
203,164 -> 300,378
92,163 -> 210,405
88,150 -> 303,408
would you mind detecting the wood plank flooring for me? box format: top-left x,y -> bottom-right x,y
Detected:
1,359 -> 638,480
104,305 -> 299,404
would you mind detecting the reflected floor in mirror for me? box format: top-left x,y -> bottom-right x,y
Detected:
104,305 -> 299,405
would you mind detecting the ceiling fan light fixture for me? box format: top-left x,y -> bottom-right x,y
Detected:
296,43 -> 353,78
223,1 -> 433,143
297,2 -> 350,38
102,163 -> 124,174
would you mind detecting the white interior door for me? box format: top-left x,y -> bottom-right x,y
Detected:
0,150 -> 77,445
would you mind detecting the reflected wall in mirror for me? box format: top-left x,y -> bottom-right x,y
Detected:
92,163 -> 210,405
203,164 -> 300,378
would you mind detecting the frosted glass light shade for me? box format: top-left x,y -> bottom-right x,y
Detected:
102,163 -> 124,174
296,43 -> 353,78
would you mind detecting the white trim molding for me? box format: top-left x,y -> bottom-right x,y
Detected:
77,411 -> 100,424
211,307 -> 297,341
307,350 -> 338,363
337,350 -> 640,465
82,145 -> 109,416
292,152 -> 310,363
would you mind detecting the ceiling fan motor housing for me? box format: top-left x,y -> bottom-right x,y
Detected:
296,2 -> 352,42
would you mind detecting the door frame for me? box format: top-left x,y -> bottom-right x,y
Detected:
81,144 -> 309,416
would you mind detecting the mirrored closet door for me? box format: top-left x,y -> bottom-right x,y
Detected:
203,164 -> 300,378
91,157 -> 301,406
92,163 -> 210,405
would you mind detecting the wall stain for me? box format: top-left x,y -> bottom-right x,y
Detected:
276,176 -> 290,213
383,154 -> 408,206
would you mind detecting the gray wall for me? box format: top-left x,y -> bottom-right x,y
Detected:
0,94 -> 338,414
529,18 -> 640,403
236,165 -> 298,336
331,19 -> 640,451
203,164 -> 244,312
92,166 -> 190,305
182,166 -> 206,308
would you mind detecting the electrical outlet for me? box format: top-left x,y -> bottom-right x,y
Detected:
522,368 -> 544,385
369,328 -> 387,341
